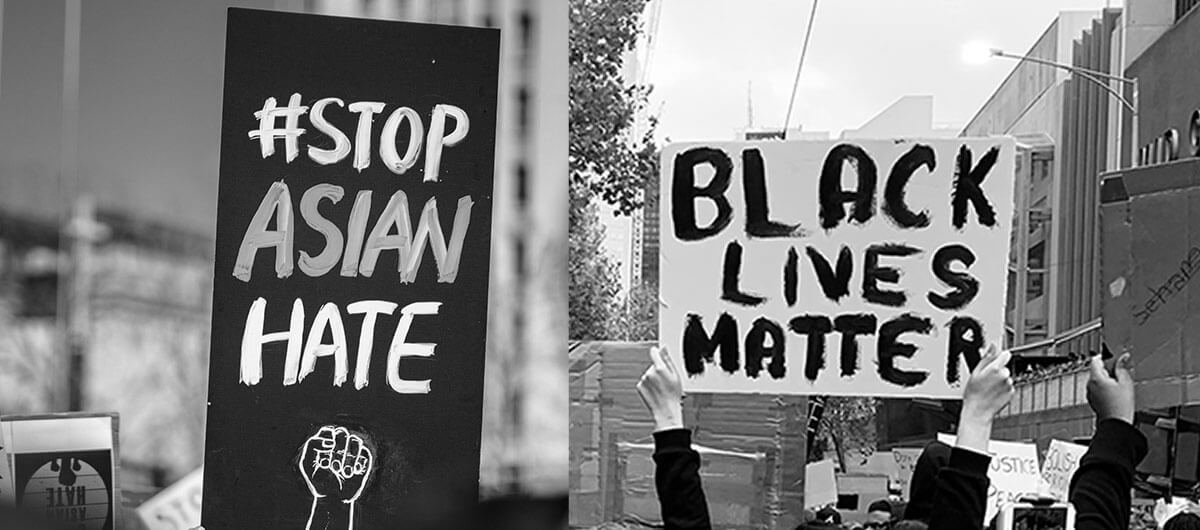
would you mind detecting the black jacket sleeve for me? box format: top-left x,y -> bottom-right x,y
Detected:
1069,419 -> 1148,530
928,447 -> 991,530
653,428 -> 712,530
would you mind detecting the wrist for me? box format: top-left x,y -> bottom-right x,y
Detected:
652,404 -> 684,432
1098,410 -> 1134,425
309,498 -> 354,530
956,415 -> 994,454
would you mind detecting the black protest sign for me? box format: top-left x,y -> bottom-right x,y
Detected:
202,9 -> 497,529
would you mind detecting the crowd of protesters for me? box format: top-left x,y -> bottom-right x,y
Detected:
635,344 -> 1192,530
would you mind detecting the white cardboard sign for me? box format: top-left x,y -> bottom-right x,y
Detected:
659,139 -> 1015,398
137,467 -> 203,530
1041,439 -> 1087,501
804,459 -> 838,509
891,447 -> 923,499
938,433 -> 1040,524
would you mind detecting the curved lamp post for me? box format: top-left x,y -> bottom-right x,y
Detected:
988,47 -> 1139,168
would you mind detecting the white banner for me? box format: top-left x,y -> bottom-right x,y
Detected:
660,139 -> 1015,397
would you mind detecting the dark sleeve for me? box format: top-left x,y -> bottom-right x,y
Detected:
1069,419 -> 1148,530
653,428 -> 712,530
928,447 -> 991,530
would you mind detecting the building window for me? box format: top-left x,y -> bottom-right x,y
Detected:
1031,151 -> 1052,181
1006,269 -> 1017,312
1027,271 -> 1045,300
1028,241 -> 1045,270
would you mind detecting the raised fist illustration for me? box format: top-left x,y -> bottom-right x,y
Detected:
299,425 -> 373,530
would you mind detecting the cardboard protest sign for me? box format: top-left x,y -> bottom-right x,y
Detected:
203,9 -> 497,529
891,447 -> 923,498
1100,159 -> 1200,410
1,413 -> 120,530
804,459 -> 838,509
1040,439 -> 1087,501
137,467 -> 203,530
938,433 -> 1039,524
660,139 -> 1015,398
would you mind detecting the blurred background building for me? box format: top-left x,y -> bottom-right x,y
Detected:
948,0 -> 1200,495
0,0 -> 565,508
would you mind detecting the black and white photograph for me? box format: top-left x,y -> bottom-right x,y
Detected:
0,1 -> 566,529
3,0 -> 1200,529
569,1 -> 1200,529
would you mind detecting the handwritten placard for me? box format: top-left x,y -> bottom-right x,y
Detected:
660,139 -> 1015,397
938,433 -> 1039,524
891,447 -> 923,498
203,9 -> 498,529
1041,439 -> 1087,501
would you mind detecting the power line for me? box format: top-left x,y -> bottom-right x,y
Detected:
782,0 -> 820,139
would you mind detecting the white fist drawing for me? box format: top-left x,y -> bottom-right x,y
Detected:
299,426 -> 373,530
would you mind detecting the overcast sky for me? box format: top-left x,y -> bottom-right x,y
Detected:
645,0 -> 1121,141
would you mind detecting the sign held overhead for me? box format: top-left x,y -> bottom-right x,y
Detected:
203,9 -> 498,529
660,139 -> 1015,398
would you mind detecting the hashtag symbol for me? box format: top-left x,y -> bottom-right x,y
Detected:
248,93 -> 309,162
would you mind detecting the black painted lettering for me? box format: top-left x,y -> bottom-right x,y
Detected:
784,247 -> 799,307
745,317 -> 786,379
877,313 -> 932,387
928,244 -> 979,310
819,144 -> 877,229
834,314 -> 877,378
682,312 -> 739,375
672,147 -> 734,241
789,315 -> 833,382
863,243 -> 921,307
883,144 -> 934,228
806,246 -> 853,301
951,145 -> 999,229
721,241 -> 765,306
946,316 -> 984,385
743,148 -> 803,238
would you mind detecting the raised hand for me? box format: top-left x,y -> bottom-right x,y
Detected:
1087,352 -> 1135,425
961,344 -> 1014,420
956,344 -> 1013,453
637,346 -> 685,432
299,425 -> 374,530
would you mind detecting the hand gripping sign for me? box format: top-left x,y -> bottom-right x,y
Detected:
299,426 -> 374,530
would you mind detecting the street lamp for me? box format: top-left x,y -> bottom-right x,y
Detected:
987,47 -> 1139,167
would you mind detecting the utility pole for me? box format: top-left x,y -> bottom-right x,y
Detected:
60,197 -> 107,411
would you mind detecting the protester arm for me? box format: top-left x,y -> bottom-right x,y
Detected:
653,428 -> 712,530
927,446 -> 991,530
1068,419 -> 1148,530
